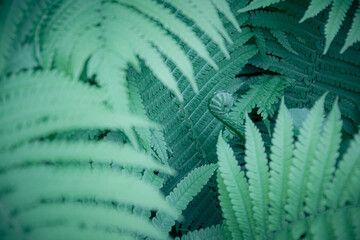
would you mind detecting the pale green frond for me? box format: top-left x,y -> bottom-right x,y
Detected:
341,4 -> 360,53
326,131 -> 360,208
216,134 -> 256,239
16,204 -> 166,240
0,141 -> 174,175
273,206 -> 360,240
323,0 -> 354,54
0,0 -> 30,75
210,0 -> 241,32
128,76 -> 151,152
175,224 -> 226,240
116,0 -> 218,70
331,207 -> 356,239
286,94 -> 326,222
238,0 -> 285,13
299,0 -> 333,23
269,98 -> 294,232
305,100 -> 342,214
87,50 -> 130,113
168,0 -> 230,58
244,115 -> 270,238
109,4 -> 198,94
0,166 -> 177,218
25,226 -> 136,240
310,214 -> 336,240
152,164 -> 217,233
150,128 -> 169,165
217,171 -> 243,239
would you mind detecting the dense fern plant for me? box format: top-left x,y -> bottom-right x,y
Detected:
0,0 -> 238,239
211,95 -> 360,239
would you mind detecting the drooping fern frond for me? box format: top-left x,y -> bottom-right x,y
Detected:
38,0 -> 239,103
214,94 -> 360,239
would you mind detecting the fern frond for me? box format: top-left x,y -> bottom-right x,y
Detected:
0,70 -> 155,148
341,4 -> 360,53
299,0 -> 333,23
238,0 -> 284,13
117,0 -> 217,70
0,141 -> 173,175
326,131 -> 360,208
0,166 -> 177,218
270,30 -> 298,54
152,164 -> 217,233
273,206 -> 360,240
269,98 -> 294,231
210,0 -> 241,32
150,128 -> 169,165
331,207 -> 356,239
0,0 -> 31,75
175,224 -> 226,240
230,75 -> 289,122
324,0 -> 354,54
244,115 -> 270,238
305,100 -> 342,214
286,93 -> 326,222
216,134 -> 256,239
217,171 -> 243,239
16,203 -> 167,240
168,0 -> 236,59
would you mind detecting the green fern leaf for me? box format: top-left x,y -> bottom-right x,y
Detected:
0,141 -> 174,175
244,115 -> 270,238
175,224 -> 226,240
270,30 -> 298,55
324,0 -> 354,54
169,0 -> 230,58
0,0 -> 30,75
305,100 -> 342,215
326,131 -> 360,208
150,128 -> 169,165
152,164 -> 218,233
0,166 -> 177,218
331,207 -> 356,239
217,171 -> 243,239
16,204 -> 167,240
310,214 -> 336,240
230,75 -> 289,122
210,0 -> 241,32
269,98 -> 294,231
299,0 -> 333,23
341,4 -> 360,53
238,0 -> 285,13
286,94 -> 326,222
216,134 -> 256,239
117,0 -> 218,70
22,226 -> 137,240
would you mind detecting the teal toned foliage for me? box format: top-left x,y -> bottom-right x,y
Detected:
1,0 -> 360,239
216,95 -> 360,239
